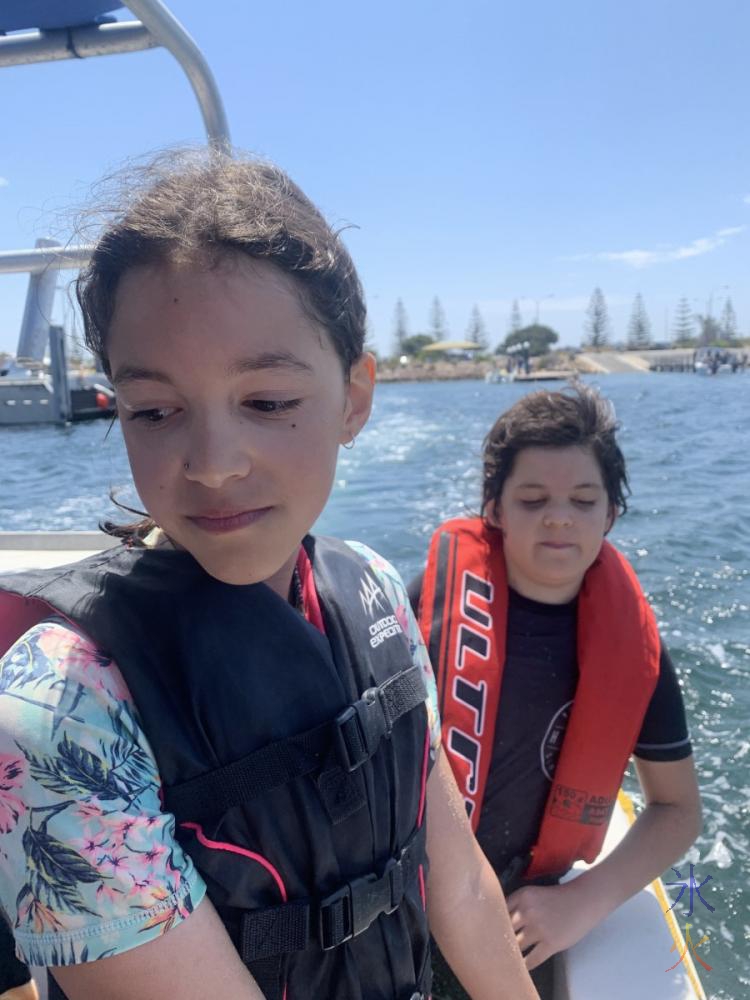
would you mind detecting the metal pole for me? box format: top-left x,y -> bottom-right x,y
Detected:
126,0 -> 231,149
0,246 -> 93,276
49,325 -> 72,424
0,22 -> 156,69
0,1 -> 230,149
16,239 -> 60,362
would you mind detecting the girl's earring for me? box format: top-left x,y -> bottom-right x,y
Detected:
183,461 -> 190,471
342,435 -> 356,451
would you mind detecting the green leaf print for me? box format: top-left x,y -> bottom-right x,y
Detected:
19,734 -> 130,801
23,827 -> 100,916
57,734 -> 129,800
24,827 -> 101,885
107,704 -> 153,791
0,637 -> 58,693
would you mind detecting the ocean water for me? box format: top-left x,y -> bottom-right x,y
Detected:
1,372 -> 748,997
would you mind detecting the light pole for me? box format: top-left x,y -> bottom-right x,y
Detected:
706,285 -> 729,320
527,293 -> 554,325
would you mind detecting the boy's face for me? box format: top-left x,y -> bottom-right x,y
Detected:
488,444 -> 614,604
108,256 -> 374,594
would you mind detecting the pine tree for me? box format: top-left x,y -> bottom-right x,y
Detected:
627,294 -> 652,349
696,314 -> 722,346
584,288 -> 610,348
392,299 -> 409,356
672,296 -> 695,344
429,297 -> 448,340
509,299 -> 522,335
720,297 -> 738,341
466,305 -> 488,351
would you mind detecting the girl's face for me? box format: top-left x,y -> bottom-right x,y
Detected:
108,256 -> 374,593
487,444 -> 614,604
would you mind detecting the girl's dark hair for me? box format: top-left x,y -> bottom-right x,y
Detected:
482,383 -> 630,518
76,147 -> 366,375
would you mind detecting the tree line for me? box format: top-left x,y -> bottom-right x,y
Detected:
583,288 -> 741,350
391,297 -> 559,359
388,289 -> 743,360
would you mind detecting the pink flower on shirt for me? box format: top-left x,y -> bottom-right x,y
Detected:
96,882 -> 125,905
36,626 -> 131,702
73,800 -> 105,821
71,831 -> 109,863
100,850 -> 132,878
393,602 -> 411,636
108,817 -> 138,848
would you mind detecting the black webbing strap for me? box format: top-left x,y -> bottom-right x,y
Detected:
239,822 -> 427,964
241,899 -> 310,959
333,664 -> 427,772
165,666 -> 426,824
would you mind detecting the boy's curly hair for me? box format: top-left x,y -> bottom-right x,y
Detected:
482,383 -> 630,519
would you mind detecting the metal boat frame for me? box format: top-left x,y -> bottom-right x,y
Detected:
0,0 -> 230,424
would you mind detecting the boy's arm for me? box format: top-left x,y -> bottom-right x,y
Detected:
507,754 -> 702,969
426,749 -> 540,999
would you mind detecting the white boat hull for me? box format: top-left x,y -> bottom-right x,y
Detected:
557,792 -> 706,999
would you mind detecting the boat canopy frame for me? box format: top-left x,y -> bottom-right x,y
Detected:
0,0 -> 230,371
0,0 -> 230,148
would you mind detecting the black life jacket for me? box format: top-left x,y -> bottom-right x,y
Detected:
0,536 -> 432,1000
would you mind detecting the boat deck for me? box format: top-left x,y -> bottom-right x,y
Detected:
0,532 -> 118,571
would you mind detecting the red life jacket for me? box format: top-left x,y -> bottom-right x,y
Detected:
419,516 -> 660,879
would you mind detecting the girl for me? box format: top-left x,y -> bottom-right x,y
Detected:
411,385 -> 702,999
0,151 -> 538,1000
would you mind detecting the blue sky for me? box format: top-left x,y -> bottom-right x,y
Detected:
1,0 -> 748,356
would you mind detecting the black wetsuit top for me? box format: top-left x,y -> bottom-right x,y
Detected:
408,574 -> 692,876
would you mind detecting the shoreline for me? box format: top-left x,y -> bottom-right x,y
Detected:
376,346 -> 748,382
376,358 -> 582,383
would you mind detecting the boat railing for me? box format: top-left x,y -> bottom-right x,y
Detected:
0,532 -> 117,574
0,532 -> 116,552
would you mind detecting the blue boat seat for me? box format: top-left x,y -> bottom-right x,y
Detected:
0,2 -> 123,34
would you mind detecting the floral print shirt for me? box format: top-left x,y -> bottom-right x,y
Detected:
0,541 -> 439,967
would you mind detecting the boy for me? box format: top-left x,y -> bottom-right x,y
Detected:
411,384 -> 701,998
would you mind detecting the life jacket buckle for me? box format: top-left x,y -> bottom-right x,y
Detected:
319,881 -> 355,950
319,853 -> 405,950
333,686 -> 388,773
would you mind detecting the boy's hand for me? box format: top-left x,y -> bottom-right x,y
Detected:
506,879 -> 602,970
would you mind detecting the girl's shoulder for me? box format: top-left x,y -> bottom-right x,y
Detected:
344,541 -> 441,750
1,616 -> 131,705
344,540 -> 408,598
0,617 -> 206,967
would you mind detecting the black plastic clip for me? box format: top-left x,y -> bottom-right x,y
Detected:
333,687 -> 388,772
